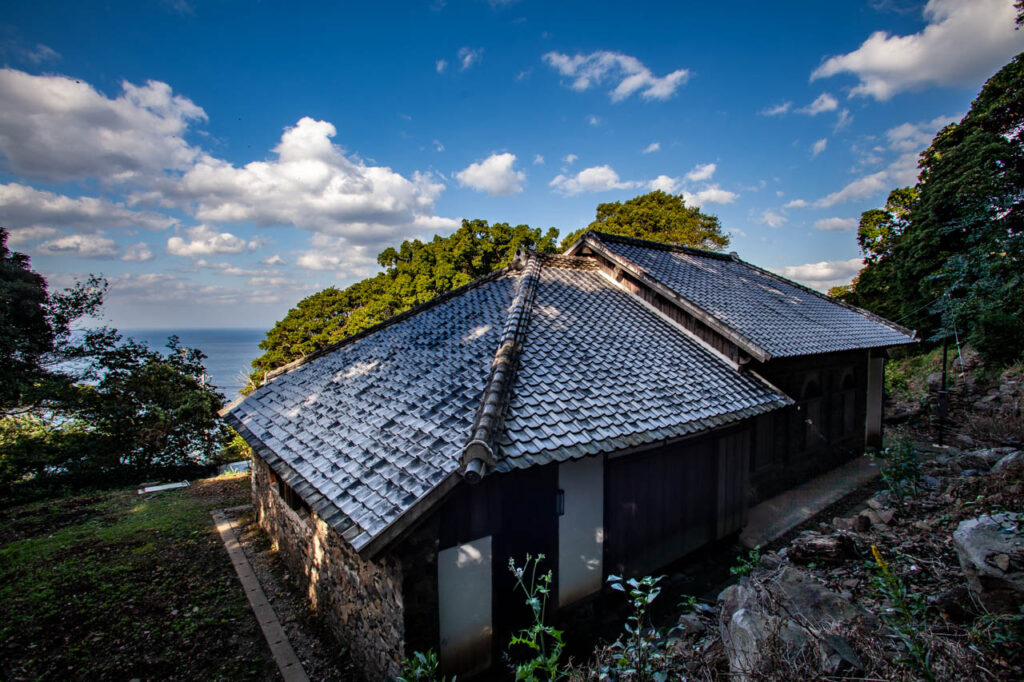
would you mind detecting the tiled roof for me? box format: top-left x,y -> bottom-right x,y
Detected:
224,252 -> 790,556
586,232 -> 916,358
496,257 -> 789,469
224,272 -> 519,553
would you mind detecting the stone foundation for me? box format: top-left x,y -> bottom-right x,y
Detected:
252,456 -> 405,679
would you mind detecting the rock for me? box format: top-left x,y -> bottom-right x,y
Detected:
854,514 -> 873,532
922,475 -> 942,490
862,510 -> 884,526
927,372 -> 944,390
718,566 -> 873,681
968,447 -> 1016,465
953,513 -> 1024,613
876,509 -> 895,524
677,612 -> 707,637
789,531 -> 859,565
961,469 -> 980,478
833,516 -> 854,531
993,451 -> 1024,473
866,497 -> 886,510
913,521 -> 933,532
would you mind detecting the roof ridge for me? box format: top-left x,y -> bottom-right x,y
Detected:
461,251 -> 542,483
588,230 -> 738,261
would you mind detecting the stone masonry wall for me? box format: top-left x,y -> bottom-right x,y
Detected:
252,456 -> 405,679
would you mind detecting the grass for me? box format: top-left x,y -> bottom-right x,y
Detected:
0,473 -> 277,681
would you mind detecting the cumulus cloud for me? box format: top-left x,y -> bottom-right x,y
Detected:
0,183 -> 177,232
649,175 -> 679,193
815,217 -> 859,232
549,165 -> 640,195
811,138 -> 828,157
757,210 -> 787,228
0,68 -> 206,182
177,117 -> 453,243
455,152 -> 525,195
166,224 -> 251,257
683,185 -> 739,207
563,153 -> 578,164
543,51 -> 690,101
685,163 -> 716,182
811,0 -> 1023,100
784,198 -> 809,208
294,234 -> 379,277
777,257 -> 865,291
122,242 -> 155,262
261,254 -> 286,266
642,142 -> 661,154
760,101 -> 792,116
814,114 -> 957,207
37,233 -> 120,258
533,154 -> 545,165
798,93 -> 839,115
458,47 -> 483,70
4,225 -> 60,246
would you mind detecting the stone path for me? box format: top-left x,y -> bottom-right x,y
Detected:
212,507 -> 310,682
739,456 -> 881,549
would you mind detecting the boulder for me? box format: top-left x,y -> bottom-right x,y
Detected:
953,513 -> 1024,613
718,566 -> 871,680
789,531 -> 860,565
993,450 -> 1024,473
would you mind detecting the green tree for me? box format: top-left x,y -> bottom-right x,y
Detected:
837,187 -> 918,323
560,190 -> 731,251
250,219 -> 558,380
897,53 -> 1024,361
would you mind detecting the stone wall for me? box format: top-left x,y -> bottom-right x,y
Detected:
251,456 -> 406,679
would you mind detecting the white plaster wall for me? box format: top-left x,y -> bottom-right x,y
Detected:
866,354 -> 885,446
558,455 -> 604,606
438,536 -> 492,676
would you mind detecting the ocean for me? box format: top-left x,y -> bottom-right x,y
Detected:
121,328 -> 267,400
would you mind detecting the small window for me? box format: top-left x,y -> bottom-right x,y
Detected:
274,475 -> 310,514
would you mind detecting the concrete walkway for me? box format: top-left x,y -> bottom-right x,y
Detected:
212,508 -> 310,682
739,456 -> 881,549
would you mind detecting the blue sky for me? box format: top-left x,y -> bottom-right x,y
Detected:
1,0 -> 1021,329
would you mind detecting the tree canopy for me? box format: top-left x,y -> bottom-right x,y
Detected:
560,190 -> 731,251
1,228 -> 230,485
250,219 -> 559,380
837,52 -> 1024,363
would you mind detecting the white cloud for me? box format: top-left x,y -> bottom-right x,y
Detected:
122,242 -> 155,262
455,152 -> 525,195
4,225 -> 60,246
649,175 -> 679,193
815,170 -> 890,208
811,138 -> 828,157
760,101 -> 792,116
814,113 -> 957,207
785,199 -> 809,208
542,50 -> 690,101
177,117 -> 451,243
587,114 -> 601,126
0,183 -> 176,232
261,254 -> 286,266
533,154 -> 545,165
642,142 -> 661,154
685,163 -> 716,182
798,93 -> 839,115
811,0 -> 1023,100
458,47 -> 483,70
38,233 -> 120,258
834,109 -> 853,131
0,68 -> 206,182
563,153 -> 578,164
436,58 -> 448,74
549,165 -> 640,195
20,43 -> 60,64
683,185 -> 739,207
294,234 -> 379,277
167,224 -> 249,257
432,139 -> 445,152
777,257 -> 865,291
757,210 -> 787,228
814,217 -> 858,232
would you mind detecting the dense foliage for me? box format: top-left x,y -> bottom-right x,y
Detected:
560,190 -> 731,251
0,228 -> 230,485
250,219 -> 558,379
837,53 -> 1024,364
